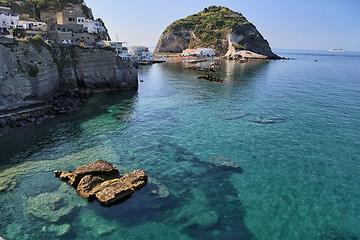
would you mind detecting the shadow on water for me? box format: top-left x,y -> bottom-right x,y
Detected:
0,90 -> 138,165
91,139 -> 254,239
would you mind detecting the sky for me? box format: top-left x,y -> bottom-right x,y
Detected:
85,0 -> 360,51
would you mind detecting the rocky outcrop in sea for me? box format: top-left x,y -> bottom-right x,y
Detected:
55,160 -> 148,205
155,6 -> 279,59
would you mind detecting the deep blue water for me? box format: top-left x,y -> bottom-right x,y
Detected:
0,50 -> 360,239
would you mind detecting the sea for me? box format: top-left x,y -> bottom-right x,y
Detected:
0,49 -> 359,240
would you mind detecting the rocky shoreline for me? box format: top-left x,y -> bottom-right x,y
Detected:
0,91 -> 88,129
0,40 -> 138,130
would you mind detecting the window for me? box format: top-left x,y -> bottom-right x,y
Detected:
69,17 -> 75,22
57,27 -> 60,31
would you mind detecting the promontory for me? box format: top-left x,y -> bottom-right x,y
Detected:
155,6 -> 279,59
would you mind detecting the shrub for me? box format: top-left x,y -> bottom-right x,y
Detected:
28,64 -> 39,77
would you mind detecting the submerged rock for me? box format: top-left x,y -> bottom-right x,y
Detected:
251,117 -> 285,124
208,156 -> 239,169
48,223 -> 71,237
55,160 -> 148,205
149,178 -> 170,198
25,192 -> 74,222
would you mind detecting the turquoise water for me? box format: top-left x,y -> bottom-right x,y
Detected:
1,50 -> 360,239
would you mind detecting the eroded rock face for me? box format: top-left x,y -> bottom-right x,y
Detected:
70,159 -> 120,186
121,169 -> 148,190
55,160 -> 147,205
155,30 -> 193,53
95,178 -> 135,205
77,175 -> 104,198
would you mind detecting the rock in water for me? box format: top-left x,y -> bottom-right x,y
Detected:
121,170 -> 148,190
68,159 -> 120,187
95,179 -> 135,205
155,6 -> 279,59
77,175 -> 105,199
55,160 -> 148,205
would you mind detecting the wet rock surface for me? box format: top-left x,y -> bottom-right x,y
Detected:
0,92 -> 88,129
55,160 -> 148,205
185,66 -> 215,73
197,75 -> 223,82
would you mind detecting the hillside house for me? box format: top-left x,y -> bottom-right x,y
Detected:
83,19 -> 106,34
104,41 -> 131,59
19,20 -> 47,31
0,7 -> 19,33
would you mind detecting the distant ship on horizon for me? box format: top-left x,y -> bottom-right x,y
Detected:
329,48 -> 344,52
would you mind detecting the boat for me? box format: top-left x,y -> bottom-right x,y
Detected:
329,48 -> 344,52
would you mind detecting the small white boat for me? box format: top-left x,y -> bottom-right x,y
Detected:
329,48 -> 344,52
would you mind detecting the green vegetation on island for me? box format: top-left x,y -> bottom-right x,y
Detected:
164,6 -> 250,49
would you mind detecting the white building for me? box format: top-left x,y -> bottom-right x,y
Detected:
19,20 -> 47,31
104,41 -> 131,59
195,48 -> 215,57
128,46 -> 153,61
83,19 -> 106,34
77,17 -> 85,24
0,7 -> 19,32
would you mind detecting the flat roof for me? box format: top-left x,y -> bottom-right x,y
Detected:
0,6 -> 11,10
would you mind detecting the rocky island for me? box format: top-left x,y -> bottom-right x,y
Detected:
155,6 -> 279,60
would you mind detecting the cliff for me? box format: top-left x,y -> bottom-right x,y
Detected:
155,6 -> 279,59
0,38 -> 137,127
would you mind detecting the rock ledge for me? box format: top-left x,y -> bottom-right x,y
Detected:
55,160 -> 147,205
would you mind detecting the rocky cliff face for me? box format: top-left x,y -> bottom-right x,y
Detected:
0,41 -> 137,107
0,40 -> 138,127
0,41 -> 61,105
155,6 -> 278,59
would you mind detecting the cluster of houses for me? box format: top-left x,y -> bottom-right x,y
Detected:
0,5 -> 154,61
0,5 -> 106,45
182,48 -> 215,57
2,5 -> 215,61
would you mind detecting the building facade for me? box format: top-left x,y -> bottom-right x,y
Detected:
104,41 -> 131,59
19,20 -> 47,31
0,7 -> 19,33
128,46 -> 153,61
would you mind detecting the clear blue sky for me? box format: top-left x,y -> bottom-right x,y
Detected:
85,0 -> 360,51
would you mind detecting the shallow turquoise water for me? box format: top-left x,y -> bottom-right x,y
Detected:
1,50 -> 360,239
